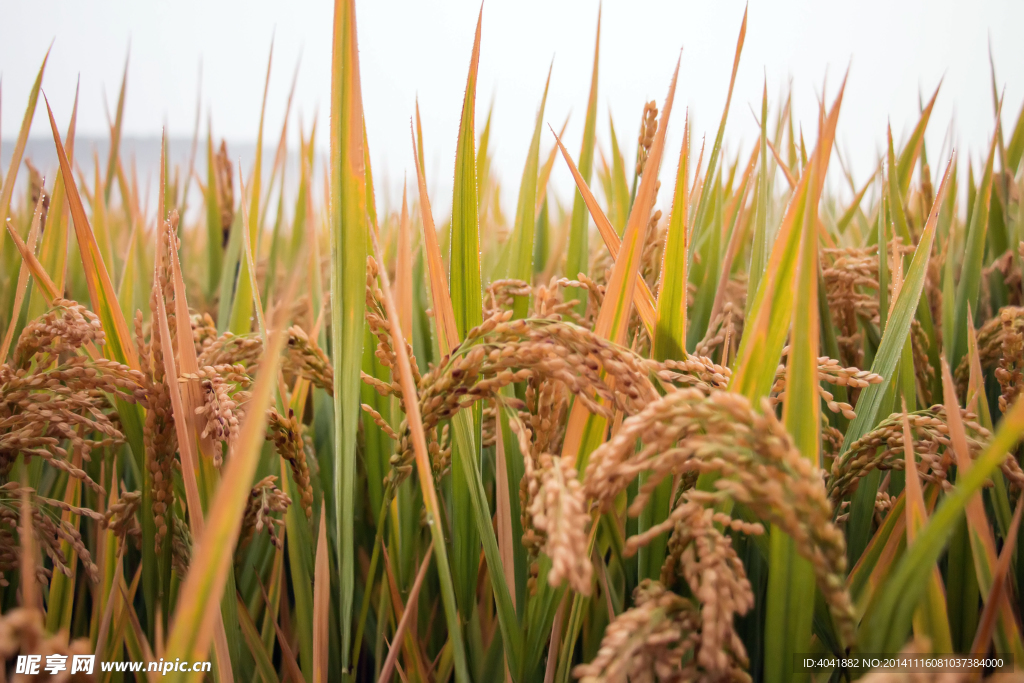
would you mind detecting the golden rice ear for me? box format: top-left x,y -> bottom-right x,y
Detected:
583,388 -> 854,637
529,455 -> 591,595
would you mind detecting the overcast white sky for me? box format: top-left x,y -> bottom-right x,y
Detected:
1,0 -> 1022,216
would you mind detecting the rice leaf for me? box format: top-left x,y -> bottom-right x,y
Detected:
329,0 -> 370,673
900,408 -> 954,653
847,491 -> 906,603
30,79 -> 77,320
687,6 -> 746,267
949,135 -> 996,370
653,111 -> 689,363
535,114 -> 569,218
686,171 -> 722,351
119,582 -> 157,664
289,119 -> 316,267
764,90 -> 827,682
494,416 -> 518,614
861,393 -> 1024,654
835,167 -> 877,235
217,207 -> 243,332
887,127 -> 912,244
503,62 -> 551,320
103,48 -> 129,206
164,265 -> 297,681
257,578 -> 306,683
1007,95 -> 1024,171
167,212 -> 220,464
710,142 -> 757,322
204,124 -> 224,298
478,100 -> 494,195
43,95 -> 139,371
442,10 -> 487,619
236,594 -> 281,683
765,137 -> 798,190
411,106 -> 459,355
730,80 -> 845,402
439,348 -> 523,671
971,493 -> 1024,656
169,207 -> 246,675
395,182 -> 413,341
554,592 -> 589,683
0,46 -> 48,260
607,115 -> 630,234
561,55 -> 679,469
939,360 -> 1024,659
746,82 -> 770,317
93,541 -> 125,665
565,10 -> 600,315
43,93 -> 156,636
367,227 -> 470,683
5,218 -> 59,303
379,545 -> 434,683
550,127 -> 656,336
633,112 -> 693,581
0,191 -> 44,365
839,155 -> 953,453
449,6 -> 484,343
261,59 -> 300,232
965,306 -> 995,434
45,446 -> 84,633
895,83 -> 940,196
229,38 -> 273,335
115,205 -> 141,325
381,538 -> 433,680
89,150 -> 116,274
153,271 -> 233,682
239,175 -> 269,344
314,502 -> 330,683
281,462 -> 316,682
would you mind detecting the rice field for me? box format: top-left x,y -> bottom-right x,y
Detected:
2,1 -> 1024,681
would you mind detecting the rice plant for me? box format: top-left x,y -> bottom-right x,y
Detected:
3,1 -> 1024,681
